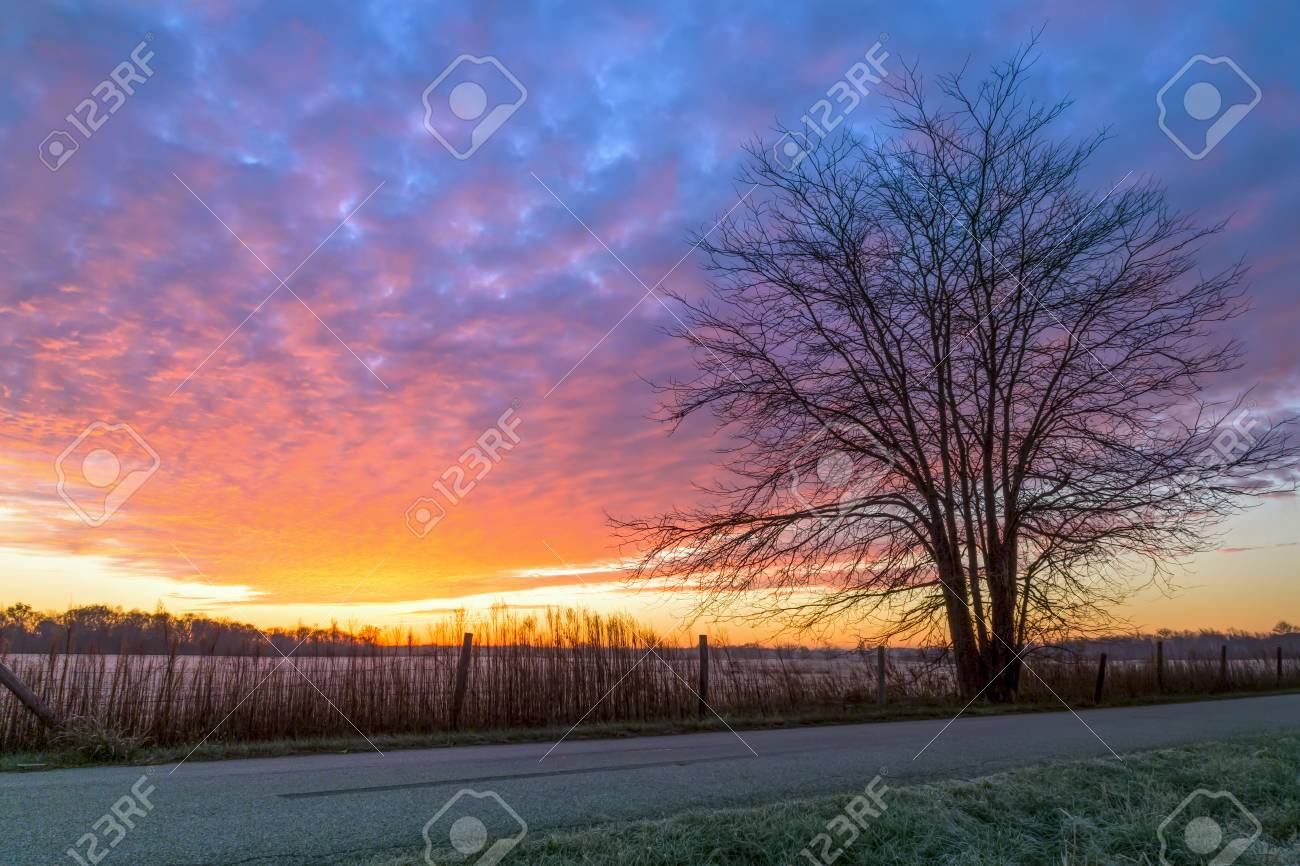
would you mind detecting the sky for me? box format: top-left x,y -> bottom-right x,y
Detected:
1,0 -> 1297,644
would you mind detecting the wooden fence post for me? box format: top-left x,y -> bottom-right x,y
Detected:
1155,640 -> 1164,692
697,635 -> 709,719
1278,646 -> 1284,687
0,661 -> 62,731
449,632 -> 473,730
1219,644 -> 1228,691
1093,653 -> 1108,705
876,646 -> 887,706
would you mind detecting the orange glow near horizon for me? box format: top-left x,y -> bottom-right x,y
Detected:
2,493 -> 1296,646
1,348 -> 1296,646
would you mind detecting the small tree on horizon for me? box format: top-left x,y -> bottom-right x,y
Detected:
619,45 -> 1297,701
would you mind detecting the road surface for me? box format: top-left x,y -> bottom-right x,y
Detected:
6,694 -> 1298,865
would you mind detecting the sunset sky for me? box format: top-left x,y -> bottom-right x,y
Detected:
2,1 -> 1296,644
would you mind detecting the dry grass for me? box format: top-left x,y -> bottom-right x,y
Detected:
1017,650 -> 1296,704
2,607 -> 1297,755
2,608 -> 864,752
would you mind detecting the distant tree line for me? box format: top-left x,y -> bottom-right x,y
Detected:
0,602 -> 394,656
1,602 -> 1295,659
1061,624 -> 1300,661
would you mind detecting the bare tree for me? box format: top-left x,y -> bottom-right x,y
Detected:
619,46 -> 1297,701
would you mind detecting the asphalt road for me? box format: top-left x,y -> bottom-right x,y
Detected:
6,694 -> 1298,865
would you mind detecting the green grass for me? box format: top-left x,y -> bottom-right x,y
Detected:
6,687 -> 1299,771
369,733 -> 1300,866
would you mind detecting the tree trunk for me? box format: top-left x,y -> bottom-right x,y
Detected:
940,565 -> 984,699
985,648 -> 1022,703
984,539 -> 1021,702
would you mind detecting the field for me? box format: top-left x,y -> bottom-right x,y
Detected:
3,607 -> 1298,757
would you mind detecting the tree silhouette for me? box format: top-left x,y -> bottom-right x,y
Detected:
620,45 -> 1297,700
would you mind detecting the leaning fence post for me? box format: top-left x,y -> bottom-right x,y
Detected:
0,660 -> 63,731
449,632 -> 473,730
876,646 -> 887,706
697,635 -> 709,719
1219,644 -> 1228,691
1093,653 -> 1108,704
1155,640 -> 1164,692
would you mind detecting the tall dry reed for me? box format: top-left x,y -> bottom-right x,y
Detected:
2,608 -> 1296,753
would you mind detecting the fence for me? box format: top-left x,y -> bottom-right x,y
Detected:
2,638 -> 1297,753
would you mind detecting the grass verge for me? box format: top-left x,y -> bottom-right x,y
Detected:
5,687 -> 1299,772
370,733 -> 1300,865
0,702 -> 957,770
